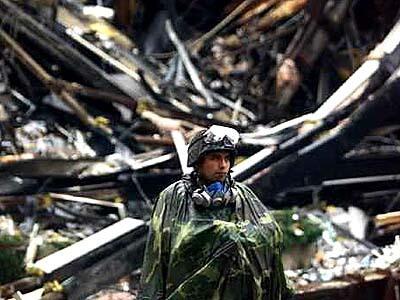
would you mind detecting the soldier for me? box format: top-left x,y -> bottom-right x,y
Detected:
139,125 -> 290,300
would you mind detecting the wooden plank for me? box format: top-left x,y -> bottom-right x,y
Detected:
294,272 -> 395,300
33,218 -> 146,281
63,230 -> 148,299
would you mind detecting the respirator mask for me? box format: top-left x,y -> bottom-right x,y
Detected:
192,181 -> 237,208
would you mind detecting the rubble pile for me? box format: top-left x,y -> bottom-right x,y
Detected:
0,0 -> 399,299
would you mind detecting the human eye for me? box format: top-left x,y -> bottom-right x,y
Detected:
212,155 -> 220,161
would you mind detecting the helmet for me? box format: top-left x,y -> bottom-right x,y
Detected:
187,125 -> 240,167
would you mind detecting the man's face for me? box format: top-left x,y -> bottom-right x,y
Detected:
198,151 -> 231,183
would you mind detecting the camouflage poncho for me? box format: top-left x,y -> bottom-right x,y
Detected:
139,175 -> 289,300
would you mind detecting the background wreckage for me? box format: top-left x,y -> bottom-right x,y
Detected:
0,0 -> 400,299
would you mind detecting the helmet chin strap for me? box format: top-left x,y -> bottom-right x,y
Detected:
193,169 -> 233,185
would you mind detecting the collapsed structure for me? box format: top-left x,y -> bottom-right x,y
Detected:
0,0 -> 399,299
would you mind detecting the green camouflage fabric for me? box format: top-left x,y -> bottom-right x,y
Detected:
139,175 -> 289,300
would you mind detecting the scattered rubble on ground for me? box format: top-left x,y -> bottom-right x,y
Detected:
0,0 -> 400,299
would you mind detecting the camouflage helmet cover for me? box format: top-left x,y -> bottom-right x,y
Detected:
187,125 -> 239,167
